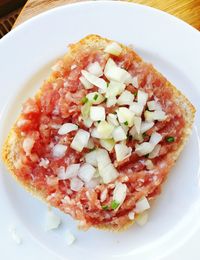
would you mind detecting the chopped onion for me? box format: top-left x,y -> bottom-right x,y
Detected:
135,211 -> 148,226
104,42 -> 122,56
137,90 -> 148,106
113,183 -> 127,206
115,143 -> 132,162
129,126 -> 143,141
144,110 -> 166,122
106,80 -> 126,98
135,142 -> 154,156
66,230 -> 76,245
100,139 -> 115,152
112,126 -> 127,142
140,121 -> 154,134
79,76 -> 93,89
81,102 -> 91,119
70,129 -> 90,152
106,96 -> 117,107
99,163 -> 119,184
39,158 -> 49,168
85,150 -> 97,167
85,177 -> 100,189
117,90 -> 134,105
83,117 -> 93,128
97,121 -> 114,139
117,107 -> 135,127
148,144 -> 161,159
78,163 -> 96,183
97,149 -> 111,171
70,177 -> 84,191
107,113 -> 119,126
145,159 -> 154,170
128,211 -> 135,220
147,100 -> 162,111
135,197 -> 150,213
23,137 -> 35,155
63,164 -> 80,179
87,62 -> 103,77
129,102 -> 143,116
86,92 -> 105,105
131,76 -> 139,88
90,106 -> 105,121
91,128 -> 101,139
58,123 -> 78,135
87,138 -> 95,149
149,132 -> 162,146
81,70 -> 107,92
52,144 -> 67,158
45,209 -> 61,231
100,189 -> 108,202
133,116 -> 142,134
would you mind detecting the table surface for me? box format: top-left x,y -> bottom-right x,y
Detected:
14,0 -> 200,30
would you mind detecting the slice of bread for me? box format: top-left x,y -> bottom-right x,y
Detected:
2,35 -> 195,231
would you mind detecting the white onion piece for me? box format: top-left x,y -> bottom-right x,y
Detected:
128,211 -> 135,220
113,183 -> 127,206
137,90 -> 148,106
79,76 -> 93,89
112,126 -> 127,142
148,144 -> 161,159
85,150 -> 97,167
106,80 -> 125,98
106,96 -> 117,107
87,62 -> 103,77
23,137 -> 35,155
70,129 -> 90,152
91,128 -> 101,139
140,121 -> 154,134
135,197 -> 150,213
39,158 -> 49,168
117,90 -> 134,105
104,42 -> 122,56
131,76 -> 139,88
120,123 -> 129,135
135,211 -> 148,226
64,164 -> 80,179
147,100 -> 162,111
85,177 -> 100,189
66,230 -> 76,245
100,139 -> 115,152
99,163 -> 119,184
83,117 -> 93,128
97,121 -> 114,139
97,149 -> 111,171
129,126 -> 143,142
90,106 -> 105,121
135,142 -> 154,156
149,132 -> 162,146
70,177 -> 84,191
133,116 -> 142,134
58,123 -> 78,135
87,138 -> 95,149
86,92 -> 105,105
100,189 -> 108,202
115,143 -> 132,162
144,110 -> 166,122
45,210 -> 61,231
145,159 -> 154,170
129,102 -> 143,116
78,163 -> 96,183
81,70 -> 107,92
52,144 -> 67,158
107,113 -> 119,126
117,107 -> 135,127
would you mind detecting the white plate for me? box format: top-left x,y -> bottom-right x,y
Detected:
0,1 -> 200,259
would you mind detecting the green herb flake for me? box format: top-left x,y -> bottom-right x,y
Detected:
166,136 -> 175,143
124,121 -> 128,126
133,92 -> 137,97
81,96 -> 88,104
111,200 -> 120,210
142,133 -> 148,138
102,205 -> 109,210
93,94 -> 98,101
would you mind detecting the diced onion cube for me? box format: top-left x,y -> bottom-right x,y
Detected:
106,96 -> 117,107
70,129 -> 90,152
70,177 -> 84,191
128,211 -> 135,220
129,126 -> 143,142
90,106 -> 105,121
112,126 -> 127,142
135,142 -> 154,156
117,90 -> 134,105
129,102 -> 143,116
99,163 -> 119,184
81,102 -> 91,119
58,123 -> 78,135
85,150 -> 97,167
78,163 -> 96,183
87,62 -> 103,77
147,100 -> 162,111
64,164 -> 80,179
115,143 -> 132,162
137,90 -> 148,106
87,138 -> 95,149
83,118 -> 93,128
140,121 -> 154,134
107,113 -> 119,126
133,116 -> 142,134
145,159 -> 154,170
135,211 -> 148,226
149,132 -> 162,146
117,107 -> 135,127
45,210 -> 61,231
106,80 -> 126,98
131,76 -> 139,88
113,183 -> 127,206
104,42 -> 122,56
79,76 -> 93,89
91,128 -> 101,139
135,197 -> 150,213
81,70 -> 107,92
148,144 -> 161,159
97,149 -> 111,171
86,92 -> 105,105
100,139 -> 115,152
97,121 -> 114,139
52,144 -> 67,158
144,110 -> 166,122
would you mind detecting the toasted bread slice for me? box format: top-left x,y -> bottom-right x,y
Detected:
2,35 -> 195,231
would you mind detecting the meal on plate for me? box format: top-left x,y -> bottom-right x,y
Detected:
2,35 -> 195,231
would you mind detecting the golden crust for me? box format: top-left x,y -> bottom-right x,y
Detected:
1,34 -> 195,232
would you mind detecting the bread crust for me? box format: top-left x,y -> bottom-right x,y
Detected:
2,35 -> 195,231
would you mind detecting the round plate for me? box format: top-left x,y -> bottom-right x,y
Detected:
0,1 -> 200,260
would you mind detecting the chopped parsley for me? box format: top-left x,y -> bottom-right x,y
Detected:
142,133 -> 148,138
166,136 -> 175,143
102,205 -> 109,210
111,200 -> 120,210
124,121 -> 128,126
133,92 -> 137,97
81,96 -> 88,104
93,94 -> 98,101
